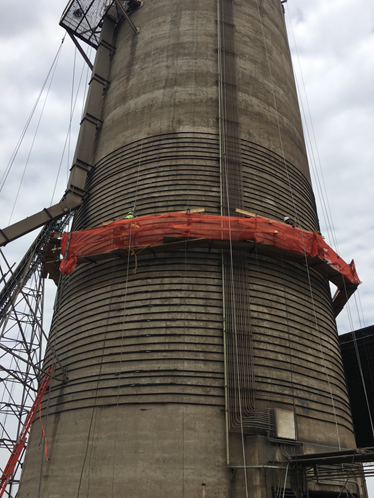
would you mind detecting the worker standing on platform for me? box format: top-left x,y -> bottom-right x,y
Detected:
284,216 -> 296,228
127,0 -> 141,11
125,211 -> 139,245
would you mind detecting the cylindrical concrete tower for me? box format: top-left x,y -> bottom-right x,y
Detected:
18,1 -> 360,497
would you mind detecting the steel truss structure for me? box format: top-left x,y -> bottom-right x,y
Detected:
0,217 -> 69,497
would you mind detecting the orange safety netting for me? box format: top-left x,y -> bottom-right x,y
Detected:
59,213 -> 360,285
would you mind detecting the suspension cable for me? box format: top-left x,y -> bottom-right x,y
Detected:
0,34 -> 66,195
285,7 -> 339,252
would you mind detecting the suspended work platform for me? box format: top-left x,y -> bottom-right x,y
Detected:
47,211 -> 360,317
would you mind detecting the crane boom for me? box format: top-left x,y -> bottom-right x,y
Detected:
0,183 -> 87,247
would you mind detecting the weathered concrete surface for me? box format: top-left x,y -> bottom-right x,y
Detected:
20,405 -> 229,497
18,0 -> 358,497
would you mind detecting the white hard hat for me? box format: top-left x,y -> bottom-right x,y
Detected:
284,216 -> 290,222
128,211 -> 134,214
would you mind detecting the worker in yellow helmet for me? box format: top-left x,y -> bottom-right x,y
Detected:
125,211 -> 139,245
284,216 -> 296,228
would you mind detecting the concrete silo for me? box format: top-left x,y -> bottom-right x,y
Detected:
16,0 -> 363,497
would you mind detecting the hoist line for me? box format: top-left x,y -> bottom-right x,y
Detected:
31,213 -> 74,495
0,34 -> 66,195
288,11 -> 368,428
50,45 -> 92,206
217,0 -> 250,493
286,3 -> 368,379
33,215 -> 74,498
344,287 -> 374,439
286,7 -> 370,446
352,330 -> 374,438
257,11 -> 341,407
279,252 -> 298,427
0,47 -> 81,450
285,7 -> 339,252
111,6 -> 156,491
8,46 -> 61,226
217,0 -> 232,468
29,215 -> 74,498
337,259 -> 372,437
181,235 -> 191,497
355,290 -> 366,327
254,0 -> 300,227
75,259 -> 119,498
37,361 -> 54,498
42,15 -> 117,495
223,166 -> 249,497
301,236 -> 342,450
48,221 -> 84,496
264,2 -> 343,450
33,218 -> 71,498
68,48 -> 77,182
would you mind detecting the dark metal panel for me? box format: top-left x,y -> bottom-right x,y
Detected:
339,326 -> 374,447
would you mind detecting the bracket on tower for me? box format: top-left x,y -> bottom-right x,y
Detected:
67,30 -> 94,70
113,0 -> 140,35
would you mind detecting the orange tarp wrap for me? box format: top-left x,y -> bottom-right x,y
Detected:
59,213 -> 360,286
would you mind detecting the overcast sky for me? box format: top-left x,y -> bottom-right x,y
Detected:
285,0 -> 374,337
0,0 -> 374,487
